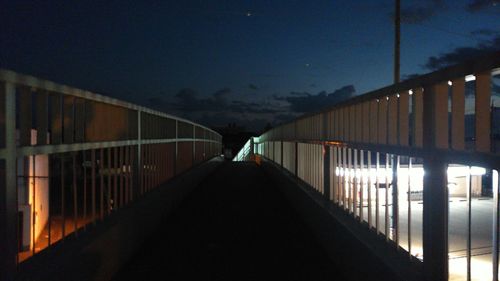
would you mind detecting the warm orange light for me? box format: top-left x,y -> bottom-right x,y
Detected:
324,141 -> 344,146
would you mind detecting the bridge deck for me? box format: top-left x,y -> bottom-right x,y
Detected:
113,162 -> 342,281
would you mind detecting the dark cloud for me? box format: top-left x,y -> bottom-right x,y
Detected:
174,87 -> 229,111
424,34 -> 500,70
193,112 -> 273,133
148,84 -> 358,130
466,0 -> 500,12
229,100 -> 283,114
310,83 -> 317,88
213,87 -> 231,105
402,73 -> 421,81
248,84 -> 259,90
393,0 -> 444,24
150,87 -> 283,116
147,96 -> 167,107
175,88 -> 197,103
275,85 -> 356,113
274,113 -> 300,123
290,92 -> 309,96
470,28 -> 500,37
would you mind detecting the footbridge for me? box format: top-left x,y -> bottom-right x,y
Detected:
1,51 -> 500,281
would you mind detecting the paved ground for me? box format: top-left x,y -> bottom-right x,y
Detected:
113,162 -> 343,281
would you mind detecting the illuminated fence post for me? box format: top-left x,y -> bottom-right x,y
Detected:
280,140 -> 283,167
323,144 -> 330,200
294,142 -> 298,177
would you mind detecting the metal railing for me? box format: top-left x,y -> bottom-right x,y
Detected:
0,69 -> 222,280
232,137 -> 256,162
237,51 -> 500,281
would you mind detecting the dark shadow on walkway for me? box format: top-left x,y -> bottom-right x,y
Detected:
113,162 -> 345,281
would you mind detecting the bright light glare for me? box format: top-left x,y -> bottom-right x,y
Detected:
465,74 -> 476,82
362,169 -> 369,181
233,138 -> 252,161
397,167 -> 424,179
336,167 -> 395,183
493,170 -> 498,191
449,255 -> 492,281
447,166 -> 486,177
355,169 -> 361,179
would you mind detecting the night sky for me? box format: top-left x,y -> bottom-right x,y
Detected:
1,0 -> 499,132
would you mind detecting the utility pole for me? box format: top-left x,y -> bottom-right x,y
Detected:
394,0 -> 401,84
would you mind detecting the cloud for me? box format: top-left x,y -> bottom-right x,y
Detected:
174,87 -> 229,111
212,87 -> 231,105
290,92 -> 308,96
274,85 -> 356,113
149,87 -> 283,116
192,112 -> 274,133
274,113 -> 300,123
393,0 -> 444,24
229,100 -> 283,114
470,28 -> 500,37
402,73 -> 421,81
175,88 -> 197,102
248,84 -> 259,90
147,84 -> 358,131
424,34 -> 500,70
147,96 -> 168,107
466,0 -> 500,12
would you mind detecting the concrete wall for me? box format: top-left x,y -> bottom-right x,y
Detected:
15,158 -> 222,281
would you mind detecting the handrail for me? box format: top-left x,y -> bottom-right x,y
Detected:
0,68 -> 219,135
234,51 -> 500,281
265,50 -> 500,129
0,69 -> 223,274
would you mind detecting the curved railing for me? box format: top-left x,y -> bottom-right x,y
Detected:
0,69 -> 222,275
236,51 -> 500,281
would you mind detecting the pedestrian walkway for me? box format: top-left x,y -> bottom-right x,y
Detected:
113,162 -> 342,281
